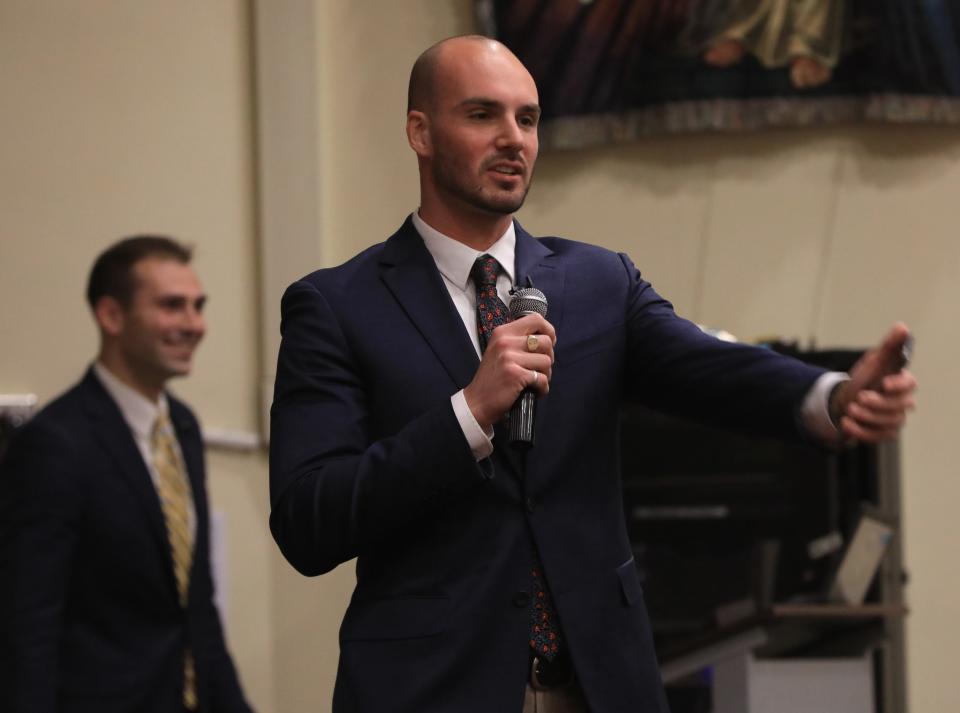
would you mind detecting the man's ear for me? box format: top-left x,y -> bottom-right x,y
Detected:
93,296 -> 126,337
406,110 -> 432,158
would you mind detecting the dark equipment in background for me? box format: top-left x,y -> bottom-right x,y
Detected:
620,347 -> 907,713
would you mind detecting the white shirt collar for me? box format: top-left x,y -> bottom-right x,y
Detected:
93,361 -> 169,439
411,211 -> 516,290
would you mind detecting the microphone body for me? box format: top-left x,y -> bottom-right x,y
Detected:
508,287 -> 548,447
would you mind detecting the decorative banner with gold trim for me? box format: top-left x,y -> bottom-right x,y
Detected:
477,0 -> 960,149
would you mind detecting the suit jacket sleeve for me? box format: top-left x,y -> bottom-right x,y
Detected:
0,419 -> 83,713
269,279 -> 490,577
617,252 -> 825,436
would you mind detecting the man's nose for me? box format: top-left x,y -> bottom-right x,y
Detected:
183,307 -> 206,337
495,118 -> 525,150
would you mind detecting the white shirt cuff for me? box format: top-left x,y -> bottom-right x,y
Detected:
801,371 -> 849,444
451,390 -> 494,460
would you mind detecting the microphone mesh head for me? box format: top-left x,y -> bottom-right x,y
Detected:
509,287 -> 548,319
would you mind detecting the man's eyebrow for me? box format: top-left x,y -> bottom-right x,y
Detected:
456,97 -> 542,115
157,292 -> 208,304
457,97 -> 501,109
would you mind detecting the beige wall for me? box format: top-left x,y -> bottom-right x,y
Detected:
2,1 -> 957,712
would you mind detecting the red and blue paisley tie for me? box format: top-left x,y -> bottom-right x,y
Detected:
470,254 -> 563,660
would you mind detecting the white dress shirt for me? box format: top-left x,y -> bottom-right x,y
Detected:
410,211 -> 843,460
93,361 -> 197,537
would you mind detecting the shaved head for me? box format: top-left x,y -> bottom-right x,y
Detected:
407,35 -> 515,114
405,34 -> 540,246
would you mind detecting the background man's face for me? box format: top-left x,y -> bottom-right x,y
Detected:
115,257 -> 206,385
426,43 -> 541,217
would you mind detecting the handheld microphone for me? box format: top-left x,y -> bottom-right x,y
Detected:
508,284 -> 548,447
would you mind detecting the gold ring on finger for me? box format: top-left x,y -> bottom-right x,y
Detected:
526,334 -> 539,353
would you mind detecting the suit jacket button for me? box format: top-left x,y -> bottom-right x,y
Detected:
513,591 -> 530,607
525,497 -> 535,513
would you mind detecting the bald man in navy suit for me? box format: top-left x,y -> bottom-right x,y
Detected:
269,36 -> 916,713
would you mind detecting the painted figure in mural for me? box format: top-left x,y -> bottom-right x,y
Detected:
695,0 -> 846,89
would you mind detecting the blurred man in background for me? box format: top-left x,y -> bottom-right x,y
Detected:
0,236 -> 254,713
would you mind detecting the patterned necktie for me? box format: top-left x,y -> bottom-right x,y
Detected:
470,254 -> 511,352
151,411 -> 198,710
470,254 -> 563,661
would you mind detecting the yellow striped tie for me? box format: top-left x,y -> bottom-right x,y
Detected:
151,411 -> 198,710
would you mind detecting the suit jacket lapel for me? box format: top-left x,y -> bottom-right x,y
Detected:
169,399 -> 205,530
80,370 -> 171,559
514,221 -> 564,334
379,218 -> 479,390
513,223 -> 565,474
169,400 -> 209,600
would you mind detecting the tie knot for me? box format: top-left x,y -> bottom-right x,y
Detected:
471,254 -> 501,288
151,410 -> 173,442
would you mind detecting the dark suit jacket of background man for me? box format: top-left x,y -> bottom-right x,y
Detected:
0,369 -> 253,713
269,217 -> 826,713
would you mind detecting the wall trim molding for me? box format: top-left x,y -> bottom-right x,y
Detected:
251,0 -> 323,439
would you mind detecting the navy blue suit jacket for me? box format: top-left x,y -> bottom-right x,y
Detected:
269,218 -> 825,712
0,370 -> 253,713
